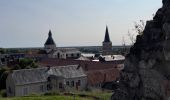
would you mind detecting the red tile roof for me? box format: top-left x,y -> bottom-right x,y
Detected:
38,58 -> 121,86
86,68 -> 120,85
38,58 -> 120,71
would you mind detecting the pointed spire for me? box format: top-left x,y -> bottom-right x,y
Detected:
104,26 -> 111,42
48,30 -> 52,37
44,30 -> 56,45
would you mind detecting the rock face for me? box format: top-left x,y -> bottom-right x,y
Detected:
111,0 -> 170,100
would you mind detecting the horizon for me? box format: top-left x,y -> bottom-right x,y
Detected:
0,0 -> 162,48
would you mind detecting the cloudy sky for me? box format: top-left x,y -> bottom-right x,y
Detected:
0,0 -> 161,48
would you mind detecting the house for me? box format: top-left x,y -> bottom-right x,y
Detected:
6,65 -> 87,97
38,58 -> 122,89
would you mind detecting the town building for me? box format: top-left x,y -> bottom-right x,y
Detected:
44,30 -> 81,59
6,65 -> 87,97
102,26 -> 113,55
38,58 -> 122,90
25,30 -> 81,60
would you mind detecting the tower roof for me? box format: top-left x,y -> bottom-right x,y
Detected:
104,26 -> 111,42
44,30 -> 56,45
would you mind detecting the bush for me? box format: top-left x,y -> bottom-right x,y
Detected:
44,91 -> 60,96
0,89 -> 7,97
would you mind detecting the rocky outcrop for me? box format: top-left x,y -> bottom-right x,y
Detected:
111,0 -> 170,100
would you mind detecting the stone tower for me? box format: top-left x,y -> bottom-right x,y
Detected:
44,30 -> 56,50
102,26 -> 112,55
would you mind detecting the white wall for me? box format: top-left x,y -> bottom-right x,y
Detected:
15,82 -> 47,96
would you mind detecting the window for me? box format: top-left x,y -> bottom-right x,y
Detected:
40,85 -> 44,92
78,80 -> 81,86
59,83 -> 63,89
71,54 -> 74,57
77,53 -> 80,57
71,81 -> 74,87
47,84 -> 52,91
66,81 -> 69,86
23,87 -> 28,95
57,53 -> 60,58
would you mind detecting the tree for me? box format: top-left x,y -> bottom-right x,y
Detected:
19,58 -> 38,69
121,36 -> 128,55
134,20 -> 145,35
128,20 -> 146,45
0,48 -> 6,54
0,67 -> 11,90
127,30 -> 135,45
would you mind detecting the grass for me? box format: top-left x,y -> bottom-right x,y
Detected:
1,95 -> 93,100
0,91 -> 112,100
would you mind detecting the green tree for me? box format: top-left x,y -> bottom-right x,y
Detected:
19,58 -> 38,69
0,48 -> 6,54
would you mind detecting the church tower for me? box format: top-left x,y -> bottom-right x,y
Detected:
102,26 -> 113,55
44,30 -> 56,50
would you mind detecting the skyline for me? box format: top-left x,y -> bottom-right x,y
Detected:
0,0 -> 162,48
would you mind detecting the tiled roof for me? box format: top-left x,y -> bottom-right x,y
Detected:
38,58 -> 121,86
12,68 -> 48,85
10,65 -> 86,85
75,56 -> 90,61
38,58 -> 122,71
86,68 -> 120,85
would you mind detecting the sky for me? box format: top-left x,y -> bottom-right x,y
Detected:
0,0 -> 162,48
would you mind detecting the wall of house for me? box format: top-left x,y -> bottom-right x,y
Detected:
64,76 -> 87,91
15,82 -> 47,96
66,52 -> 81,58
44,44 -> 56,50
49,76 -> 87,91
6,74 -> 15,97
50,77 -> 64,91
52,51 -> 66,59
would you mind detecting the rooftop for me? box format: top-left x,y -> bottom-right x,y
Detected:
10,65 -> 86,85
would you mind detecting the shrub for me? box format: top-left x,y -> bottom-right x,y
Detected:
44,91 -> 60,96
0,89 -> 7,97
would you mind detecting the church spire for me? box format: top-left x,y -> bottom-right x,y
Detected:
102,26 -> 112,55
44,30 -> 56,46
48,30 -> 52,37
104,26 -> 111,42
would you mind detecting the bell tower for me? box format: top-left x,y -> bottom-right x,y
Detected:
102,26 -> 112,55
44,30 -> 56,50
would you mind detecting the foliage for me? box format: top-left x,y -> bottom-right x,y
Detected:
0,67 -> 11,90
18,58 -> 38,69
0,89 -> 7,97
1,95 -> 92,100
134,20 -> 145,35
0,58 -> 38,90
128,20 -> 146,45
0,91 -> 112,100
0,48 -> 6,54
44,91 -> 60,96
